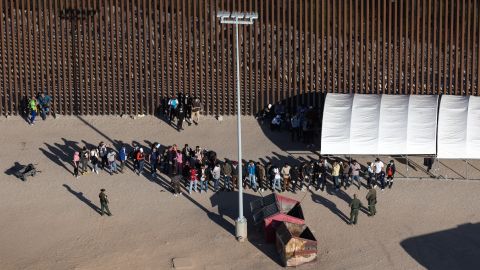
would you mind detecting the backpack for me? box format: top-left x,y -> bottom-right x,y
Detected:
387,166 -> 393,177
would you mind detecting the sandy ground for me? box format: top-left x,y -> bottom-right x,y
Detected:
0,115 -> 479,270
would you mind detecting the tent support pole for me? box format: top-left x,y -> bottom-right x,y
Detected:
406,155 -> 409,179
466,159 -> 469,180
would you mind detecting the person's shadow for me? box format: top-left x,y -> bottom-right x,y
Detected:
63,184 -> 102,215
310,190 -> 350,224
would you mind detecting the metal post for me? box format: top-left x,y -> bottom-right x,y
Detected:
406,155 -> 409,179
234,20 -> 247,242
217,11 -> 258,242
466,159 -> 469,180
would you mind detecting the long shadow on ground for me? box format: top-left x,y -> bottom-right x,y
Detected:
401,223 -> 480,270
63,184 -> 102,215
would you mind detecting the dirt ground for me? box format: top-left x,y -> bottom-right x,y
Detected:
0,115 -> 479,270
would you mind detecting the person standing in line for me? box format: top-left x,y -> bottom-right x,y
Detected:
342,161 -> 351,190
256,162 -> 266,192
366,186 -> 377,216
200,164 -> 208,193
222,159 -> 233,191
118,145 -> 127,173
290,165 -> 300,193
99,142 -> 108,170
99,189 -> 112,216
90,146 -> 100,174
73,152 -> 80,179
247,161 -> 257,191
212,163 -> 222,192
189,166 -> 198,194
272,165 -> 282,192
231,161 -> 239,190
150,148 -> 159,178
107,149 -> 118,175
135,148 -> 145,175
175,150 -> 183,176
386,160 -> 396,189
349,194 -> 363,225
367,162 -> 375,187
374,158 -> 384,186
80,146 -> 90,175
28,96 -> 38,125
350,160 -> 361,190
313,161 -> 321,191
281,163 -> 292,192
332,161 -> 341,192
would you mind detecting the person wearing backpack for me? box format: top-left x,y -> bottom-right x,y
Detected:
80,146 -> 90,175
386,160 -> 396,189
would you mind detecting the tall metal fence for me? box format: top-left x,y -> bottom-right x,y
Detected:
1,0 -> 479,116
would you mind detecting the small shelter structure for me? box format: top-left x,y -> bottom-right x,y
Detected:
275,221 -> 317,267
250,193 -> 305,242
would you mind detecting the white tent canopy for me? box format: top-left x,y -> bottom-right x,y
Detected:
321,94 -> 438,155
437,96 -> 480,159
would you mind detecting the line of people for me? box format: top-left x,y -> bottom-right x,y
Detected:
71,140 -> 397,196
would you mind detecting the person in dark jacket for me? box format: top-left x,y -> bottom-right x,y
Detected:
290,165 -> 300,193
312,161 -> 321,191
256,162 -> 266,192
185,94 -> 193,123
386,160 -> 396,189
222,160 -> 233,191
177,105 -> 186,131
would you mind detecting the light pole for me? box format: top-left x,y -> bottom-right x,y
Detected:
217,11 -> 258,242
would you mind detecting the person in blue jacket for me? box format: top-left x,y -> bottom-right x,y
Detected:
118,145 -> 127,173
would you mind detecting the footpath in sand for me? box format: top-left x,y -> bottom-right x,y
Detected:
0,116 -> 479,270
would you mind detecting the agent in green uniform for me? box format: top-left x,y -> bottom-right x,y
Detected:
99,189 -> 112,216
366,186 -> 377,216
349,194 -> 363,225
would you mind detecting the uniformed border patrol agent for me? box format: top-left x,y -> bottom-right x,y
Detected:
99,189 -> 112,216
349,194 -> 363,225
366,186 -> 377,216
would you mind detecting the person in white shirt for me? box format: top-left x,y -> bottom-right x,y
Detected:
374,158 -> 384,188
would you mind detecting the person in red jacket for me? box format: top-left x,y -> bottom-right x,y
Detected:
189,167 -> 198,194
135,148 -> 145,175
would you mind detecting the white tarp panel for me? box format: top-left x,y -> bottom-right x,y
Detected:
406,95 -> 439,154
320,94 -> 353,155
437,96 -> 468,159
349,95 -> 381,154
467,97 -> 480,158
321,94 -> 438,155
377,95 -> 409,154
